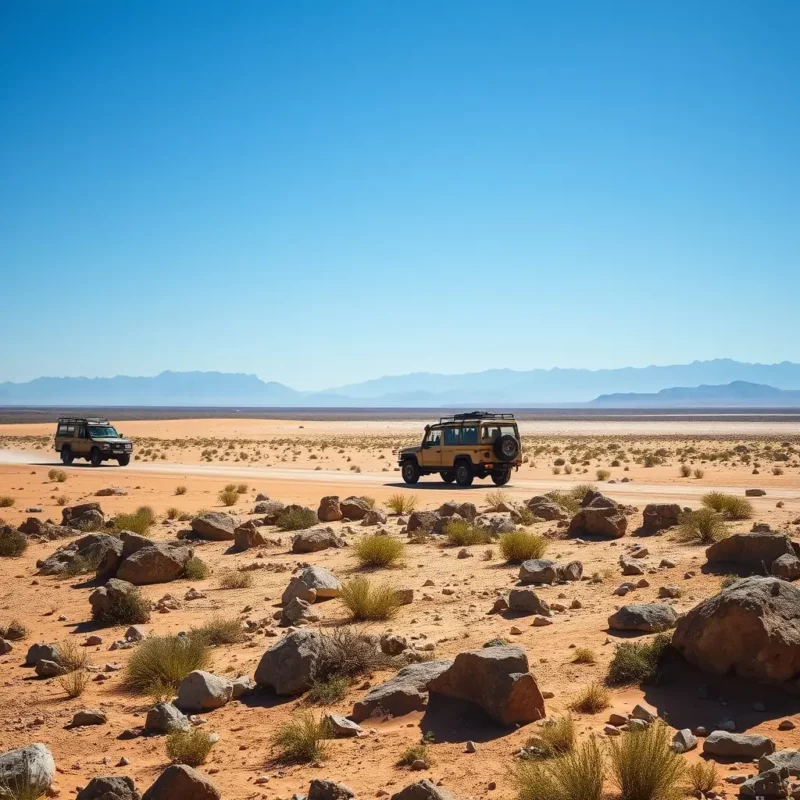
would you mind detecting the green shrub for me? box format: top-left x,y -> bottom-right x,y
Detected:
444,519 -> 491,547
166,728 -> 215,766
339,576 -> 400,621
512,736 -> 604,800
0,527 -> 27,557
528,715 -> 576,757
305,676 -> 350,705
190,617 -> 246,646
701,491 -> 753,520
569,682 -> 610,713
608,722 -> 685,800
606,634 -> 673,687
514,507 -> 540,526
398,742 -> 433,766
113,506 -> 156,535
353,535 -> 405,567
219,570 -> 253,589
277,506 -> 318,530
499,531 -> 546,563
125,635 -> 209,695
92,585 -> 151,626
271,712 -> 332,763
384,493 -> 418,515
183,556 -> 211,580
218,488 -> 239,506
676,508 -> 727,544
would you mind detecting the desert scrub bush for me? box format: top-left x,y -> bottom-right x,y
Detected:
113,506 -> 156,535
444,519 -> 491,547
606,633 -> 673,687
56,494 -> 69,506
271,711 -> 332,763
183,556 -> 211,580
675,508 -> 727,544
608,721 -> 685,800
277,506 -> 318,530
514,506 -> 540,526
0,496 -> 15,508
126,634 -> 209,695
175,485 -> 187,495
701,491 -> 753,520
595,468 -> 611,481
693,468 -> 705,479
165,506 -> 182,520
720,573 -> 739,589
190,616 -> 246,646
304,675 -> 350,705
0,619 -> 27,640
528,715 -> 576,757
398,741 -> 433,767
59,669 -> 89,698
384,493 -> 418,515
313,626 -> 393,682
679,464 -> 692,478
92,585 -> 151,626
499,531 -> 546,563
218,488 -> 239,506
166,727 -> 215,766
236,482 -> 248,493
353,534 -> 405,567
572,647 -> 596,665
485,489 -> 510,511
0,527 -> 27,557
339,576 -> 400,621
569,682 -> 610,713
685,761 -> 718,795
512,736 -> 604,800
219,570 -> 253,589
773,466 -> 785,475
551,466 -> 562,475
48,468 -> 67,482
56,640 -> 89,672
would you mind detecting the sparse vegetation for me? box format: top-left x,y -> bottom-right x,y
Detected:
499,531 -> 547,563
48,468 -> 67,482
305,676 -> 349,705
183,556 -> 211,580
720,573 -> 739,589
339,576 -> 400,620
59,669 -> 89,698
676,508 -> 727,544
384,493 -> 418,515
596,469 -> 611,481
190,616 -> 246,646
92,585 -> 151,625
569,682 -> 610,713
218,488 -> 239,506
485,489 -> 509,511
679,464 -> 691,478
702,491 -> 754,520
277,506 -> 318,530
398,742 -> 433,767
0,619 -> 27,640
512,736 -> 604,800
271,712 -> 332,763
236,482 -> 249,493
0,496 -> 15,508
606,634 -> 673,687
113,505 -> 156,535
56,639 -> 89,672
444,519 -> 491,547
353,534 -> 405,567
56,494 -> 69,505
125,635 -> 210,695
685,761 -> 718,795
0,527 -> 27,557
219,570 -> 253,589
572,647 -> 596,665
529,715 -> 576,757
693,468 -> 704,479
166,728 -> 215,766
175,485 -> 187,495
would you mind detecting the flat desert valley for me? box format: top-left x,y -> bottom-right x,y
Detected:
1,413 -> 800,799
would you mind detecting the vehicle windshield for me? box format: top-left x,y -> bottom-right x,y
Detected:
481,424 -> 518,442
88,426 -> 119,438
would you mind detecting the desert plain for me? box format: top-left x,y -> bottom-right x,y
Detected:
1,412 -> 800,800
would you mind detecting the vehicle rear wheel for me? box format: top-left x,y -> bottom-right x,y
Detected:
402,460 -> 420,484
60,447 -> 73,465
90,448 -> 103,467
491,469 -> 511,486
455,461 -> 474,487
494,434 -> 520,462
441,470 -> 455,483
117,455 -> 130,467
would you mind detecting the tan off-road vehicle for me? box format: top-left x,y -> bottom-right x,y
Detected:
54,416 -> 133,467
398,411 -> 522,487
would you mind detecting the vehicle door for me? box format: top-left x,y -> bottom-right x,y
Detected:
441,425 -> 462,466
75,425 -> 90,456
459,424 -> 481,465
420,427 -> 442,468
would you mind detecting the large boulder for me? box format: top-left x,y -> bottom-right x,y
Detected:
340,497 -> 371,520
390,780 -> 455,800
142,765 -> 220,800
525,497 -> 569,521
253,500 -> 285,521
351,660 -> 452,722
24,643 -> 61,666
407,511 -> 441,533
116,544 -> 193,585
190,512 -> 236,541
36,533 -> 122,577
475,513 -> 516,534
176,671 -> 233,712
568,504 -> 627,538
298,566 -> 340,599
62,503 -> 105,530
772,553 -> 800,582
254,629 -> 324,695
439,502 -> 477,521
702,730 -> 775,759
89,578 -> 145,620
308,779 -> 355,800
428,646 -> 545,725
608,603 -> 678,633
77,776 -> 141,800
317,496 -> 343,522
760,750 -> 800,777
233,522 -> 268,551
0,744 -> 56,800
291,528 -> 343,553
706,532 -> 799,573
145,702 -> 190,734
508,588 -> 551,616
739,767 -> 789,798
642,503 -> 681,533
672,576 -> 800,684
518,559 -> 582,584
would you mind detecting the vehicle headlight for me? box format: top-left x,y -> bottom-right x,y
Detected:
101,443 -> 111,450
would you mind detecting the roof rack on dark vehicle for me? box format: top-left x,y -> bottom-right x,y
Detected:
57,416 -> 110,425
438,411 -> 516,424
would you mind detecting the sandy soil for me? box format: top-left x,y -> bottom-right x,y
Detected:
1,417 -> 799,799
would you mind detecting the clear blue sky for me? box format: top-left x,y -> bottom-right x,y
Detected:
1,1 -> 798,390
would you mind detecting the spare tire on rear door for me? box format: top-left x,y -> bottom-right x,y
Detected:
494,435 -> 520,463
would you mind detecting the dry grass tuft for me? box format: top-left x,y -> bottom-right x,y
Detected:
353,535 -> 405,567
125,635 -> 209,695
59,669 -> 89,698
339,576 -> 400,621
218,488 -> 239,506
113,506 -> 156,535
676,508 -> 727,544
572,647 -> 597,665
190,616 -> 246,646
500,531 -> 547,563
685,761 -> 718,795
219,570 -> 254,589
512,736 -> 604,800
384,493 -> 418,515
529,715 -> 576,757
0,527 -> 27,557
166,728 -> 215,766
702,491 -> 753,520
183,556 -> 211,580
569,682 -> 610,714
92,586 -> 151,626
606,634 -> 673,687
271,712 -> 332,763
444,519 -> 491,547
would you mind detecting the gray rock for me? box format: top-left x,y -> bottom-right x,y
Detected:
474,513 -> 516,534
525,498 -> 568,521
0,744 -> 55,799
77,775 -> 141,800
71,709 -> 107,726
145,703 -> 190,734
362,509 -> 388,526
340,497 -> 371,520
317,496 -> 343,522
759,750 -> 800,777
518,560 -> 557,585
24,643 -> 60,666
190,512 -> 236,541
116,544 -> 193,585
390,779 -> 455,800
706,532 -> 798,570
231,675 -> 255,699
771,553 -> 800,581
89,578 -> 145,621
299,566 -> 340,598
380,633 -> 408,656
280,596 -> 317,627
568,505 -> 627,538
642,503 -> 681,532
62,503 -> 105,530
739,766 -> 789,797
35,659 -> 65,678
141,764 -> 220,800
702,730 -> 775,759
508,588 -> 551,616
672,729 -> 697,753
324,714 -> 362,738
608,603 -> 678,633
620,556 -> 645,576
254,629 -> 324,695
36,533 -> 123,577
234,523 -> 268,551
407,511 -> 441,533
291,528 -> 343,553
176,671 -> 233,712
308,779 -> 355,800
281,576 -> 317,606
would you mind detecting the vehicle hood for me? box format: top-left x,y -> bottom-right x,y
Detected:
92,437 -> 132,445
399,445 -> 421,456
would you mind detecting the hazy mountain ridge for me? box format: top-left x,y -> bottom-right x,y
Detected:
2,361 -> 800,406
592,381 -> 800,407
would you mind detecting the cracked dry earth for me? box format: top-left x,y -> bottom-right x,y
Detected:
1,417 -> 800,799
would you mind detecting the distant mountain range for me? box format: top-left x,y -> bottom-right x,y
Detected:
2,360 -> 800,407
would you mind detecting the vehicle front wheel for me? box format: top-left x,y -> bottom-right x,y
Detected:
491,469 -> 511,486
90,448 -> 103,467
402,460 -> 420,484
455,461 -> 474,487
441,470 -> 455,483
117,455 -> 130,467
60,447 -> 73,465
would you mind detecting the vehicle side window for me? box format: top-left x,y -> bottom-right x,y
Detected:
461,426 -> 478,445
482,426 -> 501,442
77,427 -> 87,439
426,429 -> 441,446
58,424 -> 75,437
443,427 -> 460,446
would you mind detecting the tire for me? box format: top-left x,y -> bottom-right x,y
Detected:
90,448 -> 103,467
441,470 -> 455,484
491,469 -> 511,486
455,461 -> 474,487
402,460 -> 420,484
60,447 -> 73,465
117,455 -> 130,467
494,434 -> 520,463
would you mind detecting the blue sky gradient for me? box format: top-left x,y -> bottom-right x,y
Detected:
1,1 -> 798,390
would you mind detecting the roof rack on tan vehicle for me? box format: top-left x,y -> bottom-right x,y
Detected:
397,411 -> 522,487
54,416 -> 134,467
